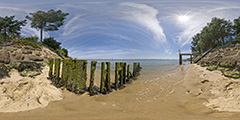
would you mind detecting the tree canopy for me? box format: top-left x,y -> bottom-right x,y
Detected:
191,17 -> 238,54
0,16 -> 26,41
26,9 -> 69,42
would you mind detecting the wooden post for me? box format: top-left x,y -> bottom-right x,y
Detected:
62,59 -> 69,87
89,61 -> 97,96
105,62 -> 111,93
133,62 -> 137,77
54,58 -> 61,85
77,60 -> 87,94
115,62 -> 119,90
123,63 -> 126,84
179,54 -> 182,65
48,58 -> 53,78
72,59 -> 77,92
190,55 -> 192,64
119,62 -> 124,87
66,59 -> 73,91
137,63 -> 141,72
100,62 -> 106,94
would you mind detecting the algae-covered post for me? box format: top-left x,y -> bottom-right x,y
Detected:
78,60 -> 87,94
100,62 -> 106,94
48,58 -> 53,78
133,62 -> 137,78
115,62 -> 119,90
123,63 -> 127,84
89,61 -> 97,96
137,63 -> 141,72
105,62 -> 111,93
54,58 -> 61,84
66,59 -> 73,91
61,59 -> 69,87
126,64 -> 132,83
119,62 -> 124,87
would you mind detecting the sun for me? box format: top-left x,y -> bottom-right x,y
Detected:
177,15 -> 190,23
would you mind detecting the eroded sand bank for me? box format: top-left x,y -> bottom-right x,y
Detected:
184,64 -> 240,112
0,66 -> 63,112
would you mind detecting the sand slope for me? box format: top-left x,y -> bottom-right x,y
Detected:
184,64 -> 240,112
0,66 -> 63,112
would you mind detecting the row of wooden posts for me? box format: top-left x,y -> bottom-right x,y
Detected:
48,58 -> 142,96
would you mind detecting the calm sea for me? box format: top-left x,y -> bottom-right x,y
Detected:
86,59 -> 180,71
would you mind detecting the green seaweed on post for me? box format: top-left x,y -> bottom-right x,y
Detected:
89,61 -> 97,96
115,62 -> 119,90
48,58 -> 53,78
105,62 -> 111,93
123,63 -> 126,84
54,58 -> 61,84
100,62 -> 106,94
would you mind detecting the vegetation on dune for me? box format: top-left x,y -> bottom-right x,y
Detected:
0,9 -> 69,58
191,17 -> 240,54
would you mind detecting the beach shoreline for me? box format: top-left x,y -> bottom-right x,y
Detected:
1,63 -> 240,119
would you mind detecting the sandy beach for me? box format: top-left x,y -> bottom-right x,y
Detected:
1,63 -> 240,120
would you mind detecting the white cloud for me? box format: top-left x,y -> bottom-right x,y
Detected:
120,2 -> 167,45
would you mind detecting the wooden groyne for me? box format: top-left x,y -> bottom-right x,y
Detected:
48,58 -> 142,96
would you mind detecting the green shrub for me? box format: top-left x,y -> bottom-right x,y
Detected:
56,48 -> 68,57
207,65 -> 217,71
13,39 -> 41,48
43,37 -> 61,50
23,36 -> 39,42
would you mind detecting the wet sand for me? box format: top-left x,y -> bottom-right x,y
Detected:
1,64 -> 240,120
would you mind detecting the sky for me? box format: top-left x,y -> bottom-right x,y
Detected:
0,0 -> 240,59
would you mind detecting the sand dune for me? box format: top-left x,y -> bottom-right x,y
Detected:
184,64 -> 240,112
0,66 -> 63,112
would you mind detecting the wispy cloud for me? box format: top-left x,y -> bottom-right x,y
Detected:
120,2 -> 167,46
169,1 -> 240,47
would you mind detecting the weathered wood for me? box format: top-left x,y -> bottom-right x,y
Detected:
72,59 -> 78,92
48,58 -> 53,78
133,62 -> 137,77
54,58 -> 61,84
78,60 -> 87,94
61,59 -> 69,87
89,61 -> 97,96
105,62 -> 111,93
115,62 -> 119,90
179,54 -> 182,65
123,63 -> 127,84
137,63 -> 141,72
100,62 -> 106,94
66,59 -> 73,91
190,55 -> 193,64
119,62 -> 124,86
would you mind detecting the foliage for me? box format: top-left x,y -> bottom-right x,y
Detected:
57,48 -> 68,57
43,37 -> 68,57
0,16 -> 26,41
23,36 -> 39,42
191,17 -> 233,54
233,17 -> 240,35
13,39 -> 41,48
26,9 -> 69,42
43,37 -> 61,50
